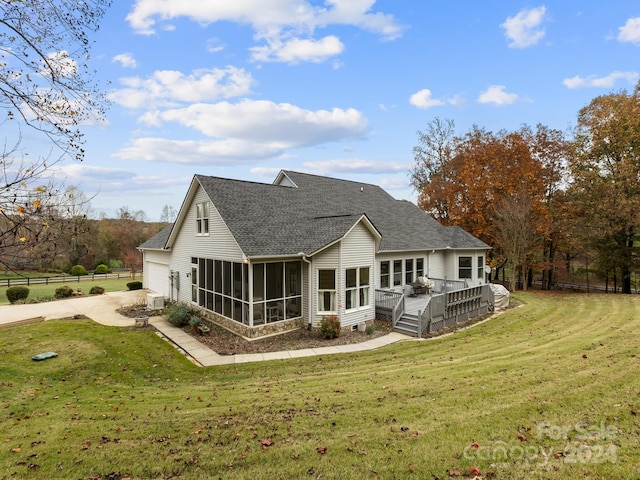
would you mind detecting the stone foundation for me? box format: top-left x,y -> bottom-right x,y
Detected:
197,308 -> 305,339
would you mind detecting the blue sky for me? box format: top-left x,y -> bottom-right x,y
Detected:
43,1 -> 640,220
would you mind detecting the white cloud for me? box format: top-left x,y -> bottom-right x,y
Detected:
114,137 -> 288,164
477,85 -> 519,105
148,99 -> 368,145
125,0 -> 403,63
302,158 -> 410,175
108,66 -> 254,109
409,89 -> 445,109
501,6 -> 547,48
563,71 -> 639,89
618,17 -> 640,44
112,53 -> 137,69
250,35 -> 344,63
115,100 -> 368,164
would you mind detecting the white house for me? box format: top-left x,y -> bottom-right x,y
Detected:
139,171 -> 491,338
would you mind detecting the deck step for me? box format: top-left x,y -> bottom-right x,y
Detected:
393,314 -> 420,337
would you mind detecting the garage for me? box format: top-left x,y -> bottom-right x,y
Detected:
145,260 -> 170,298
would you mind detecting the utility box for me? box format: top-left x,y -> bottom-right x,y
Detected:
147,293 -> 164,310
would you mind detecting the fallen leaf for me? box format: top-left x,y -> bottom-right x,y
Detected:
582,354 -> 588,359
11,448 -> 21,453
316,446 -> 327,454
448,470 -> 460,476
469,466 -> 481,476
517,432 -> 527,441
470,441 -> 479,449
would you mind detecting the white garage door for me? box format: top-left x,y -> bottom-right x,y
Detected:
146,261 -> 170,297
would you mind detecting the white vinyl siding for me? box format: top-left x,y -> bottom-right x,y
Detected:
170,187 -> 244,304
340,222 -> 375,328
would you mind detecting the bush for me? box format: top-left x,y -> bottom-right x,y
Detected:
167,303 -> 192,327
89,286 -> 105,295
188,315 -> 201,327
6,286 -> 29,304
319,315 -> 341,339
55,285 -> 74,299
127,281 -> 143,291
94,264 -> 110,274
70,264 -> 88,276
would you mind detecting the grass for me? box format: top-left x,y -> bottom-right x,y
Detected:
1,291 -> 639,479
0,277 -> 136,305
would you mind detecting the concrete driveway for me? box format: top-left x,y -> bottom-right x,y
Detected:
0,289 -> 151,328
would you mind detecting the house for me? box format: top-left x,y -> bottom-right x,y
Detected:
138,171 -> 491,338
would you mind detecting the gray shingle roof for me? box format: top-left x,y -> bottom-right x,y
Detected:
194,171 -> 489,257
138,223 -> 173,250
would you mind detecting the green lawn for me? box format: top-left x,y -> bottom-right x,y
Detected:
0,277 -> 135,305
0,291 -> 639,479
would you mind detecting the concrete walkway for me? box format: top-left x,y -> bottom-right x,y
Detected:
0,290 -> 412,367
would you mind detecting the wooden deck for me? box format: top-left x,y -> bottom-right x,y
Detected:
404,293 -> 431,316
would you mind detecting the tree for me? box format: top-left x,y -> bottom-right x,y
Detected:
493,188 -> 538,291
114,206 -> 147,278
160,204 -> 177,224
1,0 -> 112,159
410,118 -> 456,220
569,81 -> 640,294
0,1 -> 111,271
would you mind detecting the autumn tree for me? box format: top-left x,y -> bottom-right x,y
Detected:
1,0 -> 112,158
0,0 -> 111,271
569,82 -> 640,293
114,207 -> 147,278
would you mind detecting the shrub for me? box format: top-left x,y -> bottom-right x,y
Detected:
127,281 -> 143,291
89,286 -> 105,295
70,264 -> 88,276
94,264 -> 110,274
6,286 -> 29,304
55,285 -> 74,299
319,315 -> 341,339
167,303 -> 192,327
188,315 -> 201,327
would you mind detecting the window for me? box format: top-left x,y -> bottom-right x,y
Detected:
416,258 -> 424,278
405,259 -> 414,284
458,256 -> 472,279
318,269 -> 336,313
196,202 -> 209,234
346,267 -> 370,310
477,256 -> 485,281
380,261 -> 390,288
393,260 -> 402,286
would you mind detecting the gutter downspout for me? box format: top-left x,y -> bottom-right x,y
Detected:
299,253 -> 312,330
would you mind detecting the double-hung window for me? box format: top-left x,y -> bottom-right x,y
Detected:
346,267 -> 370,310
458,256 -> 472,279
318,269 -> 336,313
196,202 -> 209,235
380,261 -> 390,288
477,256 -> 485,281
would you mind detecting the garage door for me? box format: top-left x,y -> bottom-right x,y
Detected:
146,261 -> 170,297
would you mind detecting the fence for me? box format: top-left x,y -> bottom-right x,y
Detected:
0,273 -> 132,288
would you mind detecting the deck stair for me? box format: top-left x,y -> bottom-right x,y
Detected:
393,312 -> 420,337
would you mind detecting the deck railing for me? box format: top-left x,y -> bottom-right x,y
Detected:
417,284 -> 493,335
374,289 -> 405,328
